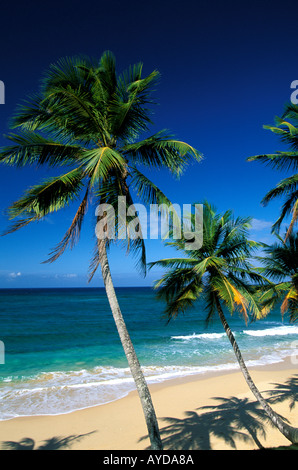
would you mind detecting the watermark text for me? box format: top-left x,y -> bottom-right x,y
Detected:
290,340 -> 298,365
95,198 -> 203,250
290,80 -> 298,105
0,80 -> 4,104
0,341 -> 4,364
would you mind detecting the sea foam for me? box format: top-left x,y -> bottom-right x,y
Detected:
0,348 -> 292,421
243,325 -> 298,337
171,332 -> 226,340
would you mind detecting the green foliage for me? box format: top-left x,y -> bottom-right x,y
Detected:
256,232 -> 298,323
247,104 -> 298,236
0,51 -> 201,275
149,202 -> 269,322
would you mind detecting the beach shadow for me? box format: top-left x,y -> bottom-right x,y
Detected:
1,431 -> 96,450
140,396 -> 276,450
266,374 -> 298,411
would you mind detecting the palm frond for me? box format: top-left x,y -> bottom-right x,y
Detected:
212,274 -> 249,322
148,257 -> 197,270
247,151 -> 298,172
271,190 -> 298,233
1,51 -> 201,288
129,166 -> 183,236
156,273 -> 202,320
261,174 -> 298,205
124,131 -> 202,176
44,183 -> 90,263
6,167 -> 85,226
282,103 -> 298,123
1,214 -> 42,236
0,132 -> 82,167
79,147 -> 127,186
129,167 -> 172,206
248,106 -> 298,237
110,68 -> 160,140
257,232 -> 298,321
285,199 -> 298,240
150,202 -> 266,324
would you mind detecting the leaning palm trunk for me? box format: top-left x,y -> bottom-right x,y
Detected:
98,240 -> 163,450
215,298 -> 298,444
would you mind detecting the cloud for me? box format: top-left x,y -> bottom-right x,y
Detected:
54,273 -> 78,279
43,215 -> 55,225
8,272 -> 21,278
250,218 -> 273,231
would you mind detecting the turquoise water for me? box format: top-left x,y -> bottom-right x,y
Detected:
0,287 -> 297,420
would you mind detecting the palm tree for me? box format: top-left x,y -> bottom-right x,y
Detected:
247,103 -> 298,239
256,232 -> 298,323
149,202 -> 298,444
0,52 -> 201,450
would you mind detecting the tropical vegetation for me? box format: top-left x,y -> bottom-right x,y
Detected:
1,49 -> 297,449
248,103 -> 298,239
257,232 -> 298,323
0,51 -> 201,450
149,202 -> 298,444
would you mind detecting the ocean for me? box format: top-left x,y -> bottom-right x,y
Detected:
0,287 -> 297,420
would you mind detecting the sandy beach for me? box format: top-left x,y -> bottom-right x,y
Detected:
0,358 -> 297,451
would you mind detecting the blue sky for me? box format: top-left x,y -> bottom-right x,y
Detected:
0,0 -> 297,288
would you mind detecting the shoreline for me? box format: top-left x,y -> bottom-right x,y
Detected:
0,357 -> 297,450
0,353 -> 294,423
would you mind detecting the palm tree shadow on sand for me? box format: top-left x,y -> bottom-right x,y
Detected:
266,374 -> 298,411
140,394 -> 289,450
1,431 -> 96,450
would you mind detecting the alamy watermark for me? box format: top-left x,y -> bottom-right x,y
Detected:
290,340 -> 298,365
0,341 -> 4,364
95,198 -> 203,250
0,80 -> 5,104
290,80 -> 298,105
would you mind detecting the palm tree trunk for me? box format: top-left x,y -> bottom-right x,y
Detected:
215,297 -> 298,444
98,240 -> 163,450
